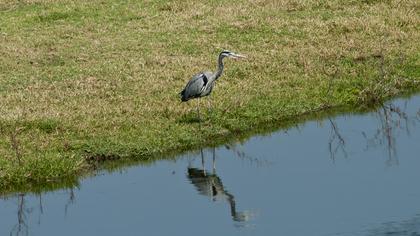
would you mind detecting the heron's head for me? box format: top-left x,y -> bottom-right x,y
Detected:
220,50 -> 246,60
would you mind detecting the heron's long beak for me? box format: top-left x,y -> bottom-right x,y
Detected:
232,53 -> 247,59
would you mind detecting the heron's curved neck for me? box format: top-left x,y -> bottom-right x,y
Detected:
227,193 -> 238,219
212,54 -> 225,82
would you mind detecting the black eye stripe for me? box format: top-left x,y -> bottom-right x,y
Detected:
221,50 -> 231,54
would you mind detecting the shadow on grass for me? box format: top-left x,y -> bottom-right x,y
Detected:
176,112 -> 202,124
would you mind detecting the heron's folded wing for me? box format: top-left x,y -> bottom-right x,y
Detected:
183,73 -> 207,99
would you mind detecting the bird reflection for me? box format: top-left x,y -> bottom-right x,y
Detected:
186,148 -> 252,223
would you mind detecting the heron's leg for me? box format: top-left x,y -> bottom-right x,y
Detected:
187,158 -> 193,168
203,97 -> 213,121
207,97 -> 213,112
196,98 -> 201,121
200,149 -> 206,176
212,148 -> 216,174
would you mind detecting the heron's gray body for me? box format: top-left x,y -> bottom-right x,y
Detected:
180,50 -> 243,102
180,71 -> 215,102
179,50 -> 245,121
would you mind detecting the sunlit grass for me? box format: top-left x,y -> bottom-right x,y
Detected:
0,0 -> 419,190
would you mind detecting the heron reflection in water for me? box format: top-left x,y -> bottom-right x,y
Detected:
186,148 -> 253,223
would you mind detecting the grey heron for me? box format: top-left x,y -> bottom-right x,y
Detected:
179,50 -> 246,120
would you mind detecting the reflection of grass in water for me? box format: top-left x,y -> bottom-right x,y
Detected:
0,175 -> 79,198
0,0 -> 419,191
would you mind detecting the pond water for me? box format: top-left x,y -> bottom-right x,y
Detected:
1,95 -> 420,236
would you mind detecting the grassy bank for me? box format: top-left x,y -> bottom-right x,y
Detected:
0,0 -> 419,191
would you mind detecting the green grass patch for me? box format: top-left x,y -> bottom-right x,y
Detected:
0,0 -> 419,193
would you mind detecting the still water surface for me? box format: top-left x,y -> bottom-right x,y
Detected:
1,95 -> 420,236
